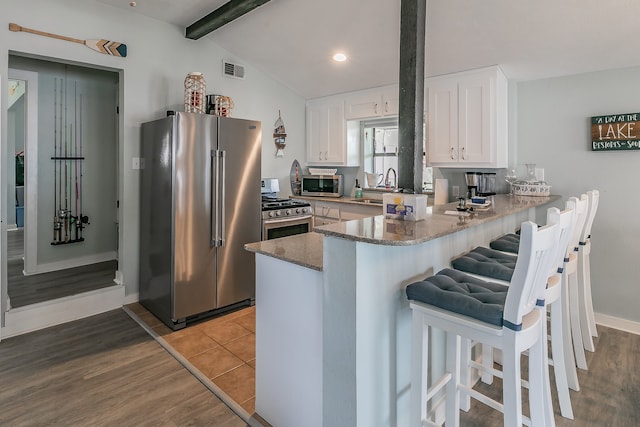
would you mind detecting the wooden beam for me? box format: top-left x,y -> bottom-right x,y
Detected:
186,0 -> 271,40
397,0 -> 426,192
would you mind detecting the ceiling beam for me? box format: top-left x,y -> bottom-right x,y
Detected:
186,0 -> 271,40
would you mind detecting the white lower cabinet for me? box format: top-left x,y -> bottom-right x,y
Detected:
312,200 -> 382,226
426,65 -> 508,168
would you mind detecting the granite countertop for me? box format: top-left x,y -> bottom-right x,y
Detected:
244,194 -> 560,268
314,194 -> 561,246
292,194 -> 434,207
244,232 -> 323,271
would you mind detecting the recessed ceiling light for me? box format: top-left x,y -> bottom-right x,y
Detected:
129,1 -> 137,7
333,53 -> 347,62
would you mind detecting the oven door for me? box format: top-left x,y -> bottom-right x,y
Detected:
262,215 -> 314,241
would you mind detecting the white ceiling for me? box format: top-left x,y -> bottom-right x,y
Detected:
96,0 -> 640,99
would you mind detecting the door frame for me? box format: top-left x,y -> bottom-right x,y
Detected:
8,69 -> 38,276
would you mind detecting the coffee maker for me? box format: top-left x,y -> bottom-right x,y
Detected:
465,172 -> 482,198
479,172 -> 496,196
466,172 -> 497,197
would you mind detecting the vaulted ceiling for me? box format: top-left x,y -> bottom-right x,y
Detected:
96,0 -> 640,99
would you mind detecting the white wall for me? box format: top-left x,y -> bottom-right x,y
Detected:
0,0 -> 306,317
517,66 -> 640,325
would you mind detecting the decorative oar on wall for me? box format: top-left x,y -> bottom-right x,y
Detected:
8,23 -> 127,57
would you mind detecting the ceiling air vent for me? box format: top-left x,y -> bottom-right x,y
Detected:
223,60 -> 245,80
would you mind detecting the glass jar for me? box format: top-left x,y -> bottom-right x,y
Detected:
184,72 -> 206,114
525,163 -> 537,182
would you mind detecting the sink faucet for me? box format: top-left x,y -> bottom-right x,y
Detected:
385,167 -> 397,189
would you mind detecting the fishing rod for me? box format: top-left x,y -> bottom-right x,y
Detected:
74,81 -> 79,241
57,78 -> 64,243
64,75 -> 69,242
53,77 -> 58,243
79,94 -> 86,240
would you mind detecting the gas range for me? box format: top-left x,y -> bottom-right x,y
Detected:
261,198 -> 313,220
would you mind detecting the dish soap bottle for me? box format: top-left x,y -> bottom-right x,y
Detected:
355,179 -> 363,199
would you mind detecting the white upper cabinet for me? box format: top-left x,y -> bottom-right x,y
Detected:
426,66 -> 508,168
306,97 -> 351,165
344,84 -> 399,120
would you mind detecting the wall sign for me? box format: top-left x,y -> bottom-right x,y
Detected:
591,112 -> 640,151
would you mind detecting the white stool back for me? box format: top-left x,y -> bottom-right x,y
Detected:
579,190 -> 600,347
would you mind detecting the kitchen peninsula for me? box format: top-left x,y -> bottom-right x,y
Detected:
245,194 -> 560,427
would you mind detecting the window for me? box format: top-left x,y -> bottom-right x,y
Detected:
362,118 -> 432,191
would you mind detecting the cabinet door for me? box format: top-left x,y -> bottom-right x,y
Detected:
315,202 -> 341,220
426,79 -> 458,164
306,99 -> 345,164
340,203 -> 382,220
306,102 -> 328,163
458,74 -> 492,164
381,88 -> 399,116
325,102 -> 346,163
344,92 -> 382,120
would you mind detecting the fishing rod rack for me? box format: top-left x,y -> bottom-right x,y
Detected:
51,77 -> 89,246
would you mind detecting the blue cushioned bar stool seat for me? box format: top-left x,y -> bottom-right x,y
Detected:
406,217 -> 561,427
490,233 -> 520,254
450,246 -> 517,282
406,268 -> 509,327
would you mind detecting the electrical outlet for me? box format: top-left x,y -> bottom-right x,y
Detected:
452,185 -> 460,198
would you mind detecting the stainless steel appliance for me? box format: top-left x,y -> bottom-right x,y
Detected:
301,174 -> 343,197
139,112 -> 262,330
261,178 -> 313,240
465,172 -> 482,198
479,172 -> 496,196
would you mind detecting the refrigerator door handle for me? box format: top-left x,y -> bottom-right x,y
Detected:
211,149 -> 219,248
220,150 -> 226,247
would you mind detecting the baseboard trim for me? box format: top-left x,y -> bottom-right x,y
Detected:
2,284 -> 124,338
595,313 -> 640,336
26,251 -> 117,276
123,292 -> 139,305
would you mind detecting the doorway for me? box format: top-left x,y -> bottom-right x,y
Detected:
5,55 -> 119,310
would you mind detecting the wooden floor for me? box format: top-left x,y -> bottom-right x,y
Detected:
127,303 -> 258,415
459,325 -> 640,426
0,309 -> 249,426
6,228 -> 117,308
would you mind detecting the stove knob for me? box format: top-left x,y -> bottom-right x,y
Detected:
285,209 -> 292,216
268,211 -> 274,218
275,211 -> 281,216
296,208 -> 301,214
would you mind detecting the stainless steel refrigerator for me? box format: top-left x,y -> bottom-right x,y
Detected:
139,112 -> 262,330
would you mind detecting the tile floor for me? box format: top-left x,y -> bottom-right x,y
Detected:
126,303 -> 257,414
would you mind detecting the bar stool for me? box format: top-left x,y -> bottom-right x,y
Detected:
450,203 -> 577,421
578,190 -> 599,352
406,214 -> 561,427
489,198 -> 583,393
562,195 -> 590,370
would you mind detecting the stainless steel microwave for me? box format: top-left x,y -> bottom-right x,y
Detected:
301,175 -> 343,197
